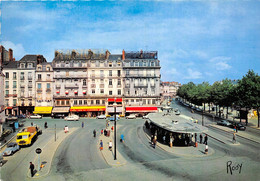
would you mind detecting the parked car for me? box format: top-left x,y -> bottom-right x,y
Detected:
175,110 -> 181,115
29,114 -> 42,119
230,123 -> 246,131
96,115 -> 107,119
5,115 -> 18,122
52,114 -> 65,119
109,115 -> 120,121
142,115 -> 149,119
217,120 -> 231,127
64,115 -> 79,121
126,114 -> 136,119
2,142 -> 20,156
17,114 -> 26,119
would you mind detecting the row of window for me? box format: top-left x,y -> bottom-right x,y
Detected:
56,89 -> 122,95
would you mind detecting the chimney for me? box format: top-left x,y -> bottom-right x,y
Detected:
122,49 -> 125,60
105,50 -> 110,60
140,49 -> 143,58
9,49 -> 13,61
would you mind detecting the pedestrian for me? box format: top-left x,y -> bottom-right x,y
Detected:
151,135 -> 154,145
31,122 -> 33,126
100,140 -> 103,150
169,136 -> 173,147
111,126 -> 114,132
195,133 -> 197,143
82,121 -> 84,128
205,144 -> 208,154
203,134 -> 208,145
93,129 -> 96,137
101,129 -> 103,135
162,135 -> 166,144
109,140 -> 113,151
236,125 -> 238,133
120,134 -> 125,143
44,122 -> 48,129
234,126 -> 236,133
233,133 -> 236,143
64,125 -> 69,133
153,137 -> 157,149
29,162 -> 35,177
200,134 -> 203,144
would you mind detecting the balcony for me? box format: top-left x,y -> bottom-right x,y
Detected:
28,84 -> 33,88
20,77 -> 25,80
37,89 -> 42,93
100,84 -> 104,88
134,84 -> 148,88
65,85 -> 79,89
5,86 -> 9,89
46,88 -> 51,92
20,85 -> 25,88
28,77 -> 33,80
91,84 -> 96,88
13,86 -> 17,88
117,85 -> 122,88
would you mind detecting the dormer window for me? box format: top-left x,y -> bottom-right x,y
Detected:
28,63 -> 33,68
38,66 -> 42,71
46,66 -> 50,71
21,64 -> 25,68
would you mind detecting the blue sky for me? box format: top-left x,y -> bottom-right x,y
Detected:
1,0 -> 260,84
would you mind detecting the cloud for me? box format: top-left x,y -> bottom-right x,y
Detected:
215,62 -> 232,70
209,56 -> 231,62
192,50 -> 208,59
0,41 -> 27,60
184,68 -> 202,79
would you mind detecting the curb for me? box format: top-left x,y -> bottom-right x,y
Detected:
207,125 -> 260,145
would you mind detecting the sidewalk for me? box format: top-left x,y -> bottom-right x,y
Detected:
98,125 -> 127,167
29,127 -> 79,179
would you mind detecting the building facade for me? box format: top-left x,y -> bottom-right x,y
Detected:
161,81 -> 181,101
122,50 -> 161,115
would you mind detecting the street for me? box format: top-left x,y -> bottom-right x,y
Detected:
1,105 -> 260,181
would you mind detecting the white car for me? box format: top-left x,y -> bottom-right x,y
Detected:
175,111 -> 181,115
126,114 -> 136,119
96,115 -> 107,119
142,115 -> 149,119
2,142 -> 20,156
29,114 -> 42,119
65,115 -> 79,121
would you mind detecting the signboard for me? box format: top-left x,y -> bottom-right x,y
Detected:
35,148 -> 42,154
14,122 -> 19,129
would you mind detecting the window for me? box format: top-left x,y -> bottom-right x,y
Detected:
5,99 -> 9,106
92,89 -> 95,94
118,79 -> 121,86
100,70 -> 104,77
74,100 -> 77,105
12,72 -> 16,79
102,100 -> 105,104
5,81 -> 9,88
100,89 -> 104,94
109,91 -> 112,95
151,62 -> 155,66
21,64 -> 25,68
152,99 -> 155,104
47,83 -> 50,89
56,101 -> 60,106
38,74 -> 41,80
135,62 -> 138,66
109,79 -> 112,85
79,100 -> 82,105
66,100 -> 70,105
84,100 -> 87,105
101,79 -> 104,83
117,62 -> 121,66
47,74 -> 50,79
61,101 -> 65,105
28,72 -> 32,80
13,99 -> 17,106
28,63 -> 32,68
38,66 -> 42,71
92,79 -> 95,83
5,72 -> 9,79
109,70 -> 112,76
13,90 -> 17,95
13,81 -> 17,88
109,62 -> 112,67
126,70 -> 129,76
117,70 -> 121,77
46,66 -> 50,71
83,79 -> 87,86
20,72 -> 24,80
96,100 -> 100,105
91,100 -> 94,104
5,90 -> 9,95
143,62 -> 147,66
38,83 -> 41,89
118,90 -> 121,95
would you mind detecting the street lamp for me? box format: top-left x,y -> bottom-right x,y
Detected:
202,110 -> 204,126
113,101 -> 117,160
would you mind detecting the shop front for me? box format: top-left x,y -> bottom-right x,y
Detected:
125,106 -> 158,116
33,107 -> 53,117
52,107 -> 70,117
70,106 -> 106,117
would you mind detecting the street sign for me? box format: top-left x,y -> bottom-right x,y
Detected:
35,148 -> 42,154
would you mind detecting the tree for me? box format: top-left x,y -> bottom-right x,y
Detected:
234,70 -> 260,127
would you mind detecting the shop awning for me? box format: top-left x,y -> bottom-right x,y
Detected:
126,107 -> 158,113
70,106 -> 106,112
108,98 -> 122,102
107,106 -> 123,113
33,107 -> 53,114
52,107 -> 70,113
6,107 -> 13,109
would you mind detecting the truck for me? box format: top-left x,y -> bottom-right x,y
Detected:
16,126 -> 42,146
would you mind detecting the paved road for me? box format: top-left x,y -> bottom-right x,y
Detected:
1,113 -> 260,180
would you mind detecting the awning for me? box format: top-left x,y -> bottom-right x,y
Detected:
83,90 -> 86,94
56,91 -> 60,94
52,107 -> 70,113
6,107 -> 13,109
74,91 -> 78,94
33,107 -> 53,114
126,107 -> 158,113
108,98 -> 122,102
107,106 -> 123,113
65,91 -> 69,94
70,106 -> 106,112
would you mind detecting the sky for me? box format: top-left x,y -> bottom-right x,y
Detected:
0,0 -> 260,84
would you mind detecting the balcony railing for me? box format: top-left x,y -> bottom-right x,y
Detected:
28,77 -> 33,80
13,86 -> 17,88
65,85 -> 79,89
37,89 -> 42,93
5,86 -> 9,89
20,77 -> 25,80
20,85 -> 25,88
28,84 -> 33,88
46,88 -> 51,92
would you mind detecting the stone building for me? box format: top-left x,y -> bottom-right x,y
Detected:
161,81 -> 181,101
122,50 -> 161,116
17,55 -> 47,115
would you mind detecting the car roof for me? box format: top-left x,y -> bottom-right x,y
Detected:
7,142 -> 17,146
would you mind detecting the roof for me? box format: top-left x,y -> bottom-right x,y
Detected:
2,61 -> 18,69
20,55 -> 38,62
148,112 -> 208,134
108,55 -> 121,61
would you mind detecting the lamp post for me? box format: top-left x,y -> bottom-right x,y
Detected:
202,110 -> 204,126
113,101 -> 117,160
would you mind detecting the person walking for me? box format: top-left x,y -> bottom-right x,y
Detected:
82,121 -> 84,128
200,134 -> 203,144
203,134 -> 208,145
29,162 -> 35,177
163,135 -> 166,144
109,140 -> 113,151
93,129 -> 96,137
151,135 -> 154,145
64,125 -> 69,133
44,122 -> 48,129
233,132 -> 236,143
153,136 -> 157,149
100,140 -> 103,150
31,122 -> 33,126
195,133 -> 197,143
205,144 -> 208,154
101,129 -> 103,135
169,136 -> 173,147
111,126 -> 114,132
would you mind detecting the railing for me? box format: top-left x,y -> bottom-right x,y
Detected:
5,86 -> 9,89
20,85 -> 25,88
20,77 -> 25,80
28,77 -> 33,80
46,88 -> 51,92
91,84 -> 96,88
13,86 -> 17,88
65,85 -> 79,89
28,84 -> 33,88
37,89 -> 42,92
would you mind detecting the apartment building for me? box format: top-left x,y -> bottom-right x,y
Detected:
17,55 -> 47,115
34,62 -> 54,116
161,81 -> 181,101
122,50 -> 161,115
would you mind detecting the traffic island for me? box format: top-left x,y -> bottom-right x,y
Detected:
27,127 -> 79,179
